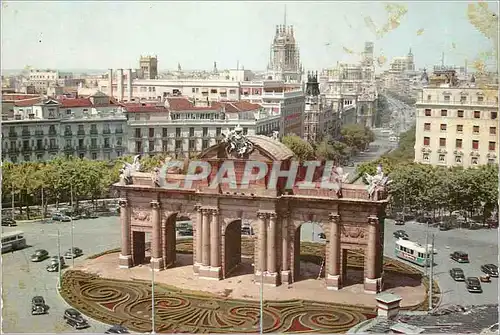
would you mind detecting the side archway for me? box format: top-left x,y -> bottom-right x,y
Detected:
291,221 -> 327,282
223,219 -> 242,278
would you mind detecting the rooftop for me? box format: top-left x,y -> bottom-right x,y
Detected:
124,98 -> 261,114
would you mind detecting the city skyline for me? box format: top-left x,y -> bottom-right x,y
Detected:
1,1 -> 498,72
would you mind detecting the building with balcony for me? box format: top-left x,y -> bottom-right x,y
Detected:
124,98 -> 280,157
414,69 -> 499,167
1,92 -> 127,163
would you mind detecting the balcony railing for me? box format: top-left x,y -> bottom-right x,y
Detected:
417,99 -> 498,107
35,146 -> 45,152
48,131 -> 57,136
34,131 -> 44,137
48,145 -> 59,151
8,133 -> 17,138
103,145 -> 112,151
21,147 -> 31,152
77,145 -> 87,151
89,145 -> 100,150
115,129 -> 123,134
64,146 -> 75,152
102,129 -> 111,135
77,130 -> 85,136
90,130 -> 98,135
21,131 -> 31,138
64,132 -> 73,137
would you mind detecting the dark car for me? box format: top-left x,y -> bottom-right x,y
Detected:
241,226 -> 254,235
393,230 -> 409,240
105,325 -> 130,334
52,213 -> 71,222
450,251 -> 469,263
2,217 -> 17,226
31,296 -> 48,315
449,268 -> 465,281
30,249 -> 49,262
318,232 -> 326,239
63,308 -> 89,329
481,264 -> 499,277
465,277 -> 483,293
178,228 -> 193,236
64,247 -> 83,259
46,257 -> 65,272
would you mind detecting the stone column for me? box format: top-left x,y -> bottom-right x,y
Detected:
201,209 -> 210,267
281,213 -> 291,284
327,213 -> 341,290
257,212 -> 267,273
267,212 -> 277,273
193,205 -> 202,274
364,216 -> 382,293
209,209 -> 222,279
118,199 -> 133,268
150,201 -> 164,271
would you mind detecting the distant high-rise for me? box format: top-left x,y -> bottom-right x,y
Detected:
139,55 -> 158,79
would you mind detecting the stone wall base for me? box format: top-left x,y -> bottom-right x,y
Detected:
326,274 -> 341,290
118,254 -> 133,269
199,265 -> 222,280
364,277 -> 383,294
150,257 -> 165,271
254,271 -> 281,286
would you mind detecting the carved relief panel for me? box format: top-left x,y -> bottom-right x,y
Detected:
131,207 -> 152,226
340,224 -> 367,244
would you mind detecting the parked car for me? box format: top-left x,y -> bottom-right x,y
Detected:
31,296 -> 48,315
449,268 -> 465,281
50,255 -> 66,266
393,230 -> 409,240
481,264 -> 499,277
105,325 -> 130,334
52,213 -> 71,222
178,228 -> 193,236
439,223 -> 451,231
450,251 -> 469,263
64,247 -> 83,259
30,249 -> 49,262
47,256 -> 65,272
395,218 -> 405,225
2,217 -> 17,226
465,277 -> 483,293
63,308 -> 89,329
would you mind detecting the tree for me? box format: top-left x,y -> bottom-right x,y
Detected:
340,124 -> 374,152
388,126 -> 416,161
282,135 -> 314,161
315,139 -> 351,164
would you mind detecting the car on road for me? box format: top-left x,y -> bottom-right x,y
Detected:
30,249 -> 49,262
480,264 -> 499,277
465,277 -> 483,293
52,213 -> 71,222
63,308 -> 89,329
105,325 -> 130,334
241,226 -> 254,235
46,256 -> 65,272
2,217 -> 17,226
439,223 -> 451,231
393,230 -> 409,240
449,268 -> 465,281
31,296 -> 48,315
450,251 -> 469,263
64,247 -> 83,259
178,228 -> 193,236
395,218 -> 405,225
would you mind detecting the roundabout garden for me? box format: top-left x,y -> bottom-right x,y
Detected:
61,238 -> 440,333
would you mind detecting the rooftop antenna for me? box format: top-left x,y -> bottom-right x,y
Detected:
237,60 -> 239,70
284,4 -> 287,27
441,52 -> 444,67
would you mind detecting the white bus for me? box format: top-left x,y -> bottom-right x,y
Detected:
395,239 -> 432,267
1,230 -> 27,253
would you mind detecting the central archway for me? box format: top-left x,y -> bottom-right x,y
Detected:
292,222 -> 326,282
222,219 -> 255,279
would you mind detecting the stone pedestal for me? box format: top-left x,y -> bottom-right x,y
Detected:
281,270 -> 291,285
150,257 -> 164,271
193,262 -> 201,275
198,265 -> 222,280
118,254 -> 133,268
326,274 -> 341,290
364,277 -> 383,294
254,271 -> 281,286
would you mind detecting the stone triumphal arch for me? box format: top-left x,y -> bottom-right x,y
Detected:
114,130 -> 390,293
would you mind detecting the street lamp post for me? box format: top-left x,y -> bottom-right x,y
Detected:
259,269 -> 264,335
151,264 -> 156,334
70,218 -> 75,267
48,229 -> 62,289
428,233 -> 435,311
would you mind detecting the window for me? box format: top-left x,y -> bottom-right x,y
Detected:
65,139 -> 71,147
104,138 -> 110,148
490,127 -> 497,135
189,139 -> 195,149
444,96 -> 450,102
202,127 -> 208,137
473,126 -> 479,134
474,111 -> 481,118
210,89 -> 217,94
90,124 -> 97,134
424,109 -> 431,116
457,110 -> 464,117
78,139 -> 84,148
216,127 -> 222,136
116,138 -> 122,146
427,95 -> 431,101
489,142 -> 496,151
491,112 -> 498,120
135,128 -> 141,138
162,140 -> 168,151
176,128 -> 181,137
103,124 -> 110,133
478,96 -> 484,102
471,157 -> 478,165
162,128 -> 168,137
92,152 -> 97,160
488,158 -> 495,165
36,139 -> 43,149
422,153 -> 429,161
424,123 -> 431,131
424,137 -> 430,146
455,156 -> 462,164
149,128 -> 154,138
192,88 -> 196,93
472,140 -> 479,150
438,154 -> 445,162
456,139 -> 462,148
202,139 -> 209,149
229,89 -> 236,94
460,96 -> 467,103
440,124 -> 447,131
441,110 -> 447,117
149,140 -> 155,151
91,138 -> 97,147
457,125 -> 463,132
175,140 -> 182,149
189,127 -> 194,137
439,138 -> 446,147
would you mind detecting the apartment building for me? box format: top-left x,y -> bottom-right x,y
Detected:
124,98 -> 280,157
414,70 -> 499,167
1,92 -> 127,163
26,69 -> 74,94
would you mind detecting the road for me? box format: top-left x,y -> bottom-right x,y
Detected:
384,95 -> 416,135
384,220 -> 498,307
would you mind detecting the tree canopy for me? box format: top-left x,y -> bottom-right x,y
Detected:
339,124 -> 375,153
282,135 -> 315,161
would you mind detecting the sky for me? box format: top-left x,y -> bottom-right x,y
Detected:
1,1 -> 498,72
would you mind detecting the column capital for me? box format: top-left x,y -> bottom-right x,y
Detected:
210,209 -> 219,215
119,199 -> 128,208
150,201 -> 160,209
368,215 -> 379,225
194,204 -> 202,211
269,212 -> 278,220
329,213 -> 340,223
257,211 -> 268,219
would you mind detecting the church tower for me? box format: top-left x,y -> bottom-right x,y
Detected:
303,71 -> 321,142
266,6 -> 303,83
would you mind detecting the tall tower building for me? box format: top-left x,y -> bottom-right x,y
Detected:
266,8 -> 302,83
303,71 -> 321,142
139,55 -> 158,79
